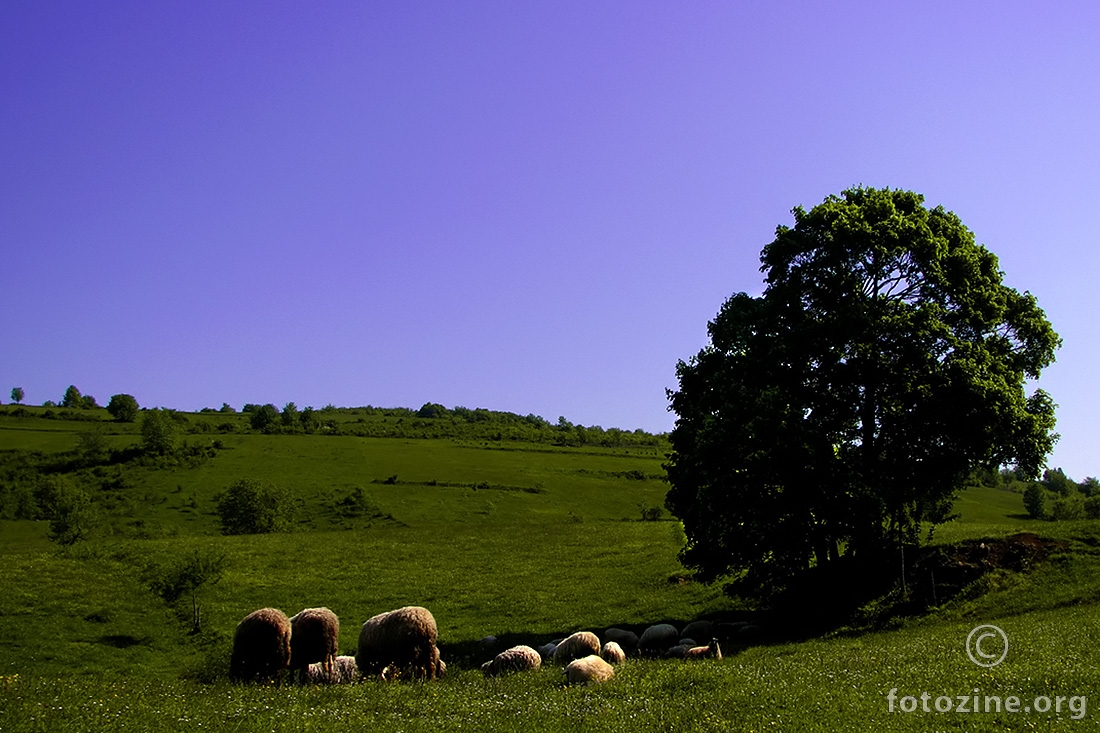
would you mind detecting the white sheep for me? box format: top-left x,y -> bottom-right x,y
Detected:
481,645 -> 542,677
304,655 -> 358,684
565,654 -> 615,685
355,606 -> 441,681
230,607 -> 292,684
600,641 -> 626,665
289,607 -> 339,684
552,631 -> 601,666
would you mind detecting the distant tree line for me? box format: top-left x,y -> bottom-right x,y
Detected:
3,384 -> 669,451
995,466 -> 1100,521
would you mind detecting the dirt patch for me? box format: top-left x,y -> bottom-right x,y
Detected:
922,532 -> 1067,580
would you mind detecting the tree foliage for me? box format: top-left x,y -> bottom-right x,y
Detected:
145,548 -> 228,633
141,408 -> 181,455
215,478 -> 294,535
107,393 -> 140,422
10,387 -> 24,404
665,187 -> 1061,600
34,475 -> 97,545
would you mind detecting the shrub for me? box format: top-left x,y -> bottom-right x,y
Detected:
75,426 -> 110,466
107,394 -> 140,422
141,409 -> 180,455
1023,483 -> 1048,520
145,548 -> 228,633
1051,493 -> 1085,521
214,478 -> 293,535
34,476 -> 97,545
248,404 -> 280,433
1084,495 -> 1100,520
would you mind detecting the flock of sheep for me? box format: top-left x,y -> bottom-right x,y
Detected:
230,605 -> 727,687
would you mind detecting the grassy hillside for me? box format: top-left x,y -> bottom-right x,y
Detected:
2,406 -> 1099,731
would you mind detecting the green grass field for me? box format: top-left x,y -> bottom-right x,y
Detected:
1,408 -> 1098,731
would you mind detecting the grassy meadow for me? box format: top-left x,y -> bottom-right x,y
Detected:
1,405 -> 1099,731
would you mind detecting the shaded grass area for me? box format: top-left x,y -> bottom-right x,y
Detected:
4,599 -> 1099,732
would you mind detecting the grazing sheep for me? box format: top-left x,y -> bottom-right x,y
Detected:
565,654 -> 615,685
600,641 -> 626,665
289,607 -> 339,684
552,631 -> 601,666
304,655 -> 358,684
230,607 -> 292,684
481,645 -> 542,677
637,624 -> 679,656
603,628 -> 639,655
685,638 -> 723,660
356,606 -> 441,681
665,644 -> 693,659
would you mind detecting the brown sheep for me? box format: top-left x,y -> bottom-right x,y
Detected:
481,645 -> 542,677
565,654 -> 615,685
289,607 -> 340,684
552,631 -> 601,666
355,606 -> 441,681
230,607 -> 292,684
685,638 -> 723,660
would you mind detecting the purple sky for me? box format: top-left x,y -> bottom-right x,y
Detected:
3,3 -> 1098,479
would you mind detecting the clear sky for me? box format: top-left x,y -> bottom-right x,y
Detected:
3,2 -> 1097,479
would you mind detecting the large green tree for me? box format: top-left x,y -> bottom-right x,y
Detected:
665,187 -> 1060,600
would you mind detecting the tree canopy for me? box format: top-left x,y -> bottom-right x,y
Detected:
664,187 -> 1060,601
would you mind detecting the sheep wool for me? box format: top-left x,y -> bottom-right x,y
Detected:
552,631 -> 601,666
565,655 -> 615,685
481,645 -> 542,677
356,606 -> 441,681
289,607 -> 340,683
600,641 -> 626,665
304,655 -> 358,685
230,607 -> 292,684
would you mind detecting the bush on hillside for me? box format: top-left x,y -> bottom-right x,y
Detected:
214,478 -> 293,535
107,393 -> 140,422
141,408 -> 181,455
34,475 -> 98,545
1023,483 -> 1048,520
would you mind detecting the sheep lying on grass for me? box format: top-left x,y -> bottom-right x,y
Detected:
565,654 -> 615,685
356,606 -> 441,681
481,645 -> 542,677
289,607 -> 339,684
552,631 -> 601,666
304,655 -> 358,685
230,608 -> 292,684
